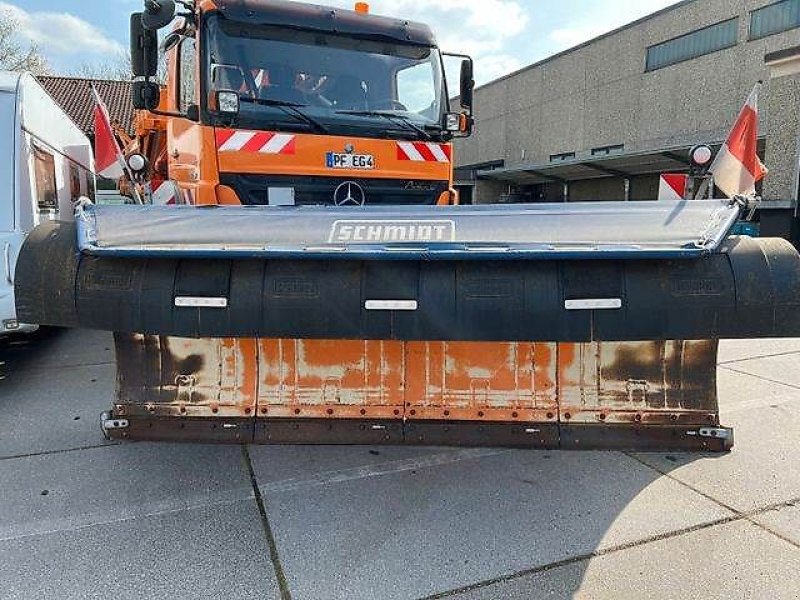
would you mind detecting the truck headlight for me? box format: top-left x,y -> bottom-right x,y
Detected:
217,91 -> 240,115
445,113 -> 461,132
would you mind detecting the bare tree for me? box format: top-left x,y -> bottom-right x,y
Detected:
72,51 -> 133,81
71,50 -> 167,83
0,10 -> 48,74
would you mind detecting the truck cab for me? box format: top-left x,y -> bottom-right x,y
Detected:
130,0 -> 474,207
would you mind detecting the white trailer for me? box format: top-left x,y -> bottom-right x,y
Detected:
0,72 -> 94,335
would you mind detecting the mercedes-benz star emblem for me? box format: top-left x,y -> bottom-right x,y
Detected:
333,181 -> 366,206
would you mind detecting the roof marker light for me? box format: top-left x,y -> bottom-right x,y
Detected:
355,2 -> 369,14
690,145 -> 713,168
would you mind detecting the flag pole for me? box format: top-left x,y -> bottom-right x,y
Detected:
91,85 -> 143,205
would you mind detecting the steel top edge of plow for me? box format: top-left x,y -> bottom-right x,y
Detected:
75,199 -> 742,261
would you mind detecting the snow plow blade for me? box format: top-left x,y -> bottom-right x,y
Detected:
14,201 -> 800,451
101,334 -> 733,451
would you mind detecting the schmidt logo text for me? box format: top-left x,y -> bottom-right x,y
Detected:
329,220 -> 456,243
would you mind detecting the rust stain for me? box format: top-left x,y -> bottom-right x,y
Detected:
113,336 -> 721,430
114,334 -> 257,417
560,340 -> 719,425
256,339 -> 404,418
404,342 -> 558,421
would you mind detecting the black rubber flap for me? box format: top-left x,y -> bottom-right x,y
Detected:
15,222 -> 800,342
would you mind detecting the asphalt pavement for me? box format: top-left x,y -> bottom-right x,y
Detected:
1,329 -> 799,600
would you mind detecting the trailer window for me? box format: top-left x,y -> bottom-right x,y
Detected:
86,172 -> 96,201
69,164 -> 81,201
32,145 -> 57,212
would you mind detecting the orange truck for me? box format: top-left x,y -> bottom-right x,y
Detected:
14,0 -> 800,451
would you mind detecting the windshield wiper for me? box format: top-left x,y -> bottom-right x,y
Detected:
240,97 -> 329,134
336,110 -> 433,140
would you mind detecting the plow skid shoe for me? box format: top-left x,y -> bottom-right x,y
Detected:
105,334 -> 733,452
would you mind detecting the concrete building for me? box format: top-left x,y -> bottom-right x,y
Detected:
454,0 -> 800,241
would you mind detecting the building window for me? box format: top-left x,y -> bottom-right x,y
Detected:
550,152 -> 575,162
750,0 -> 800,40
32,145 -> 57,212
592,144 -> 625,156
646,18 -> 738,72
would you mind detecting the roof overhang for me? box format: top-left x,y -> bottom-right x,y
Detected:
476,144 -> 732,185
766,45 -> 800,78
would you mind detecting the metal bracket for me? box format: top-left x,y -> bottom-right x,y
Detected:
687,427 -> 733,441
100,412 -> 129,440
730,194 -> 761,222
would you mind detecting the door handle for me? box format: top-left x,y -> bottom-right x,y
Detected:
4,243 -> 12,284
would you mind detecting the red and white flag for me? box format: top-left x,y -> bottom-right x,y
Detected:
709,83 -> 768,198
92,86 -> 126,180
658,173 -> 688,201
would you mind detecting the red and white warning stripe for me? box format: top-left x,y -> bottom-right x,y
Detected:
215,129 -> 296,155
396,141 -> 451,163
149,179 -> 192,205
658,174 -> 688,201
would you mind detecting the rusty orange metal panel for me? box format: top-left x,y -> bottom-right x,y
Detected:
256,339 -> 405,419
114,334 -> 258,418
404,342 -> 558,422
558,340 -> 719,426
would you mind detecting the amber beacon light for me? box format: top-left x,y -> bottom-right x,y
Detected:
355,2 -> 370,14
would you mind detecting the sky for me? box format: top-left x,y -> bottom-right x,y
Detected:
7,0 -> 682,84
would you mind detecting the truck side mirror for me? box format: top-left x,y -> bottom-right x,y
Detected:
141,0 -> 176,30
132,81 -> 161,110
130,13 -> 158,78
460,59 -> 474,110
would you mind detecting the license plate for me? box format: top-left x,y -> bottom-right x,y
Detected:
326,152 -> 375,170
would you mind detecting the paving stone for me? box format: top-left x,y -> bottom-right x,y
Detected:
0,499 -> 280,600
448,521 -> 800,600
0,328 -> 115,373
249,444 -> 489,486
722,353 -> 800,389
753,502 -> 800,546
260,450 -> 730,600
636,374 -> 800,512
718,339 -> 800,365
716,366 -> 800,415
0,362 -> 116,458
0,443 -> 254,541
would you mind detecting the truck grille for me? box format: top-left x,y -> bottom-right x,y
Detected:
220,174 -> 449,207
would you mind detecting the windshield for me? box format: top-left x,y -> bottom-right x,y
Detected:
204,15 -> 447,139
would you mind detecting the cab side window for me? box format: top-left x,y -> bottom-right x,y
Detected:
178,37 -> 197,112
32,144 -> 57,212
396,62 -> 437,116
